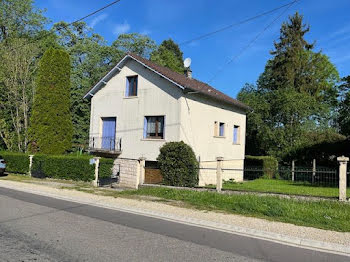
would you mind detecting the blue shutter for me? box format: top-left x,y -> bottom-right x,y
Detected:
125,77 -> 129,97
143,117 -> 147,138
163,116 -> 165,139
233,126 -> 238,143
102,118 -> 116,150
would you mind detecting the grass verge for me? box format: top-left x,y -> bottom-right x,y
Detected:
220,179 -> 349,198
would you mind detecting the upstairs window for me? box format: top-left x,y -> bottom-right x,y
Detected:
126,75 -> 138,97
219,122 -> 225,137
233,125 -> 240,144
144,116 -> 165,139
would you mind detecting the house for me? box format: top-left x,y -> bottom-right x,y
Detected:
84,53 -> 249,186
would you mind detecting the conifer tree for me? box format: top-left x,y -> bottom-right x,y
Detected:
29,48 -> 73,154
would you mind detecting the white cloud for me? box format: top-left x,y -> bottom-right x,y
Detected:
113,21 -> 131,35
89,13 -> 109,28
140,29 -> 151,35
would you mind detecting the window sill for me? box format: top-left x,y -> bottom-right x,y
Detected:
213,136 -> 226,138
232,143 -> 241,145
124,96 -> 138,99
141,138 -> 166,142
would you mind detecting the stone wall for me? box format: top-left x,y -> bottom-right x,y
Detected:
113,158 -> 140,189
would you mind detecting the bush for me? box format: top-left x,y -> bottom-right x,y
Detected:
245,155 -> 278,179
99,158 -> 114,179
0,151 -> 29,174
157,141 -> 198,187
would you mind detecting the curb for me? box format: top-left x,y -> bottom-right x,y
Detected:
0,182 -> 349,257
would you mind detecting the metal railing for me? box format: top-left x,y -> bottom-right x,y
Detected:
89,136 -> 122,152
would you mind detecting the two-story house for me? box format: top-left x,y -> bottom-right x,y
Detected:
84,53 -> 249,185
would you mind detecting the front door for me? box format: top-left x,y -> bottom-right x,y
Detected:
101,117 -> 116,150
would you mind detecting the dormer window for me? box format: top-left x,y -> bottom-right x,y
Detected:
126,75 -> 138,97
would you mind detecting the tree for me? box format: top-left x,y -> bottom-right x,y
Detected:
238,13 -> 339,157
338,76 -> 350,137
0,0 -> 47,41
0,38 -> 39,152
29,48 -> 73,154
53,21 -> 121,149
150,39 -> 185,73
112,33 -> 157,58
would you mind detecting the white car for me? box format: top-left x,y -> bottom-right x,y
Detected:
0,155 -> 6,175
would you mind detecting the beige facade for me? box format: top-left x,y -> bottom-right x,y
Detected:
89,57 -> 246,185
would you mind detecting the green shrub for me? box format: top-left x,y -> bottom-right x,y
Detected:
31,155 -> 97,181
0,151 -> 29,174
157,141 -> 198,187
99,158 -> 114,179
245,155 -> 278,179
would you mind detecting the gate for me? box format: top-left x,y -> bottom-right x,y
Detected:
144,161 -> 163,184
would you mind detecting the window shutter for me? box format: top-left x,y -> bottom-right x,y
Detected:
143,117 -> 147,138
126,78 -> 129,97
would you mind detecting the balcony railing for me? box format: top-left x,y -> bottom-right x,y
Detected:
89,136 -> 122,153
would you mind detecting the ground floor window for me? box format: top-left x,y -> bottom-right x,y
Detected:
144,116 -> 164,139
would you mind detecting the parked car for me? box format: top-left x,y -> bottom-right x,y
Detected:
0,155 -> 6,175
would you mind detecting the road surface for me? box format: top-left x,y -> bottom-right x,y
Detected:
0,187 -> 348,262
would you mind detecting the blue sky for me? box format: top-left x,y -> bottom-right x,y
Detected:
36,0 -> 350,98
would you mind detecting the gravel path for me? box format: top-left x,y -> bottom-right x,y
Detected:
1,179 -> 350,247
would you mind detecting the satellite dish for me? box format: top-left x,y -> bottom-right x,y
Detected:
184,57 -> 191,68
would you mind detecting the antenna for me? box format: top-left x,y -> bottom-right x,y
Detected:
184,57 -> 191,68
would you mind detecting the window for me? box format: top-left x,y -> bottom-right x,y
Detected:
233,125 -> 240,144
126,75 -> 138,97
144,116 -> 165,139
219,122 -> 225,137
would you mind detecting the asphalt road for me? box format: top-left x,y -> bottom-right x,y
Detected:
0,187 -> 348,262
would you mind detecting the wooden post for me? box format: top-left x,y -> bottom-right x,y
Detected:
93,157 -> 100,187
29,155 -> 34,177
337,156 -> 349,201
291,160 -> 295,182
216,157 -> 223,193
138,157 -> 146,186
312,159 -> 316,184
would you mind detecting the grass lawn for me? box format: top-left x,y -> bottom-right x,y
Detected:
220,179 -> 349,198
117,187 -> 350,232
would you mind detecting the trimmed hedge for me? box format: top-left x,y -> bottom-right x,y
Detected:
157,141 -> 199,187
99,158 -> 114,179
245,155 -> 278,179
0,151 -> 29,174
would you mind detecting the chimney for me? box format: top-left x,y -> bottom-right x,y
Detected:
184,67 -> 192,79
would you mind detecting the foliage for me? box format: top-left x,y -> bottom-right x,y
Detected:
31,154 -> 95,181
0,151 -> 29,174
338,76 -> 350,136
238,13 -> 339,157
0,0 -> 47,40
98,158 -> 114,179
245,155 -> 278,178
53,21 -> 121,149
112,33 -> 157,58
29,48 -> 73,154
157,141 -> 198,187
121,187 -> 350,232
150,39 -> 185,73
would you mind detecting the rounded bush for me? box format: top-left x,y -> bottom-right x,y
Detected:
157,141 -> 198,187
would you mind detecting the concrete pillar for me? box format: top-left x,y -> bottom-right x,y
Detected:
138,157 -> 146,186
216,157 -> 224,193
29,155 -> 34,177
337,156 -> 349,201
291,160 -> 295,182
312,159 -> 316,184
93,157 -> 100,187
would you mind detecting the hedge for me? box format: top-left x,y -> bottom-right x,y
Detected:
245,155 -> 278,179
157,141 -> 199,187
0,151 -> 114,182
0,151 -> 30,174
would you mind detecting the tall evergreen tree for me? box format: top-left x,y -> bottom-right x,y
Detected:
238,13 -> 339,157
29,48 -> 73,154
150,39 -> 185,73
338,76 -> 350,137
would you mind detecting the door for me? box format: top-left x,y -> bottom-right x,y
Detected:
101,117 -> 116,150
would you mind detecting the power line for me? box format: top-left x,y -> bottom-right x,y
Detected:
179,0 -> 299,46
207,0 -> 298,84
9,0 -> 122,52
